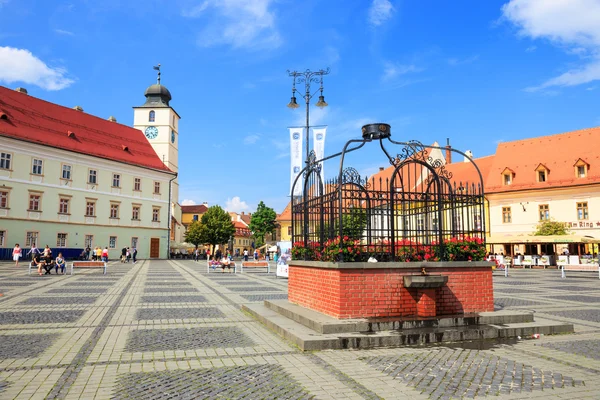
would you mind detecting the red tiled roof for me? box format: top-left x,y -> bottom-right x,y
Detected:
233,221 -> 249,229
0,86 -> 172,173
240,214 -> 251,225
181,205 -> 208,214
276,202 -> 292,222
485,127 -> 600,193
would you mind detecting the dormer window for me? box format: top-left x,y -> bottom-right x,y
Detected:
149,110 -> 155,122
501,167 -> 514,186
535,163 -> 549,183
573,159 -> 589,178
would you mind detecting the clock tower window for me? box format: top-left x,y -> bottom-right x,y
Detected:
149,110 -> 155,122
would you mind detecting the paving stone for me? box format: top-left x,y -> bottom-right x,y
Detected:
141,296 -> 207,303
241,294 -> 289,302
548,285 -> 596,292
365,349 -> 584,399
0,282 -> 37,286
144,282 -> 193,286
125,327 -> 255,352
144,287 -> 198,293
494,281 -> 541,286
111,364 -> 312,399
226,286 -> 283,292
494,298 -> 548,309
209,281 -> 252,286
18,296 -> 97,305
543,309 -> 600,323
64,282 -> 114,286
0,334 -> 58,358
0,310 -> 85,324
540,339 -> 600,361
493,288 -> 543,294
136,307 -> 225,320
46,288 -> 107,294
546,295 -> 600,303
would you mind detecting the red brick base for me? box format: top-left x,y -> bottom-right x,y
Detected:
288,262 -> 494,319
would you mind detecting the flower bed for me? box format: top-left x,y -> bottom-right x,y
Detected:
292,236 -> 486,263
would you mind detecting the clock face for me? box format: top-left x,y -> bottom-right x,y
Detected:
145,126 -> 158,139
171,130 -> 175,143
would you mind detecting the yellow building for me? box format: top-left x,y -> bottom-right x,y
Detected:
181,204 -> 209,233
276,203 -> 292,242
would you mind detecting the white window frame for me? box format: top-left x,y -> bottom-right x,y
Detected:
134,177 -> 141,191
132,205 -> 141,220
59,198 -> 70,214
85,201 -> 96,217
85,234 -> 94,248
0,152 -> 11,170
0,230 -> 5,247
29,193 -> 41,211
88,169 -> 97,184
61,164 -> 72,180
577,202 -> 589,220
152,207 -> 160,222
32,158 -> 43,175
26,231 -> 38,248
110,203 -> 120,219
57,233 -> 67,247
153,181 -> 161,194
109,236 -> 117,249
0,190 -> 8,208
112,173 -> 121,188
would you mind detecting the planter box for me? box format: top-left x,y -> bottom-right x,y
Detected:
288,261 -> 494,319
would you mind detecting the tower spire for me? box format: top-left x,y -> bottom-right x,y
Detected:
153,63 -> 161,85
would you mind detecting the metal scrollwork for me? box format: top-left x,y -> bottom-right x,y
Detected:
394,140 -> 427,165
341,167 -> 365,185
304,150 -> 322,176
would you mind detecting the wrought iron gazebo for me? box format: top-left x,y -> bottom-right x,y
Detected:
291,123 -> 486,262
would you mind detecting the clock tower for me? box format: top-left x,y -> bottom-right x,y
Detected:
133,66 -> 183,244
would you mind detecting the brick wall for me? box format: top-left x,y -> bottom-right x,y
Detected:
288,263 -> 494,319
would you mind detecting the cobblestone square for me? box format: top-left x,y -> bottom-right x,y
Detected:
136,307 -> 225,320
0,261 -> 596,399
112,365 -> 312,400
124,326 -> 255,352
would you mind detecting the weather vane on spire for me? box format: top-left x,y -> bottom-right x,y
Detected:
153,63 -> 161,85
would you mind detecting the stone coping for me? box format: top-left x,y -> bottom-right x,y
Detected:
289,260 -> 494,270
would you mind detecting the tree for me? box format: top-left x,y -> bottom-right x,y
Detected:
249,201 -> 277,248
199,206 -> 236,254
184,221 -> 206,249
534,219 -> 569,236
340,208 -> 367,240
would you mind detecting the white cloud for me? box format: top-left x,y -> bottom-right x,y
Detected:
447,55 -> 479,66
502,0 -> 600,89
54,29 -> 74,36
183,0 -> 281,50
525,45 -> 537,52
225,196 -> 250,213
181,199 -> 197,205
0,46 -> 74,90
381,62 -> 422,81
243,134 -> 260,144
368,0 -> 394,27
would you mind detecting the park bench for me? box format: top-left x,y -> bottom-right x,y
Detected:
69,260 -> 107,275
560,264 -> 599,279
240,261 -> 270,274
207,260 -> 237,274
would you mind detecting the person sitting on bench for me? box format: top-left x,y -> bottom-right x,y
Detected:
38,256 -> 53,275
55,253 -> 66,275
221,256 -> 232,272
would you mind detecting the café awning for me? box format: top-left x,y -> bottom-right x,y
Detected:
487,234 -> 600,244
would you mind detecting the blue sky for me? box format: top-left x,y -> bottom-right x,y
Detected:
2,0 -> 600,214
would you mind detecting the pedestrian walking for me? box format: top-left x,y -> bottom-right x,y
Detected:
27,244 -> 39,259
12,244 -> 22,267
243,248 -> 249,262
132,247 -> 138,264
194,248 -> 200,262
101,247 -> 109,262
126,247 -> 131,263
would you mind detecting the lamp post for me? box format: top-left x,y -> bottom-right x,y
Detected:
287,68 -> 330,165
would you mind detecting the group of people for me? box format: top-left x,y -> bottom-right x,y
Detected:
120,247 -> 137,263
12,244 -> 66,275
86,247 -> 110,262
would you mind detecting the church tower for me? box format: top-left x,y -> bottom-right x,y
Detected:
133,66 -> 183,244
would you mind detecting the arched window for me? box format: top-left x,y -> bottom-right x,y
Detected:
149,110 -> 155,122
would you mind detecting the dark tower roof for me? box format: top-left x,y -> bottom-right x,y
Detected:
141,84 -> 172,107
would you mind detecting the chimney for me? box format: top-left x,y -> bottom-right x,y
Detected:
445,138 -> 452,164
108,116 -> 117,122
379,167 -> 384,171
73,105 -> 84,112
241,212 -> 245,215
15,87 -> 28,94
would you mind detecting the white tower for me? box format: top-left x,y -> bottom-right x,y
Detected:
133,66 -> 183,243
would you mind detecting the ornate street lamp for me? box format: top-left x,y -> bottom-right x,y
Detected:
287,68 -> 330,165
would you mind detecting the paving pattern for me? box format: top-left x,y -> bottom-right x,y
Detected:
0,261 -> 597,399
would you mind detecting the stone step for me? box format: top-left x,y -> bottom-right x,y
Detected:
243,303 -> 574,352
263,300 -> 535,334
